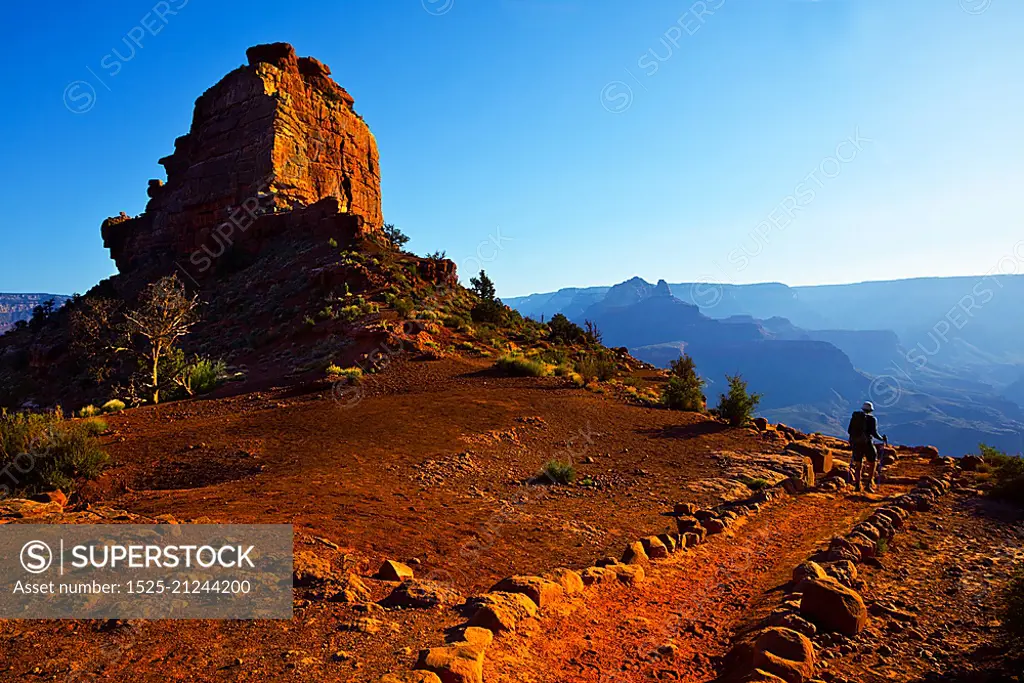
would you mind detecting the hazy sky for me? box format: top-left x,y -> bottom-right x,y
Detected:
2,0 -> 1021,297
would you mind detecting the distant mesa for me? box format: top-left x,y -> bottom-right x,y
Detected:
102,42 -> 383,277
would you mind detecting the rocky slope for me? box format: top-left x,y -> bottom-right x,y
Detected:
0,44 -> 452,411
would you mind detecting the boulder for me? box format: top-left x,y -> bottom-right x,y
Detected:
580,566 -> 618,586
960,454 -> 984,471
682,532 -> 702,548
673,502 -> 697,516
544,568 -> 584,595
621,541 -> 650,566
609,563 -> 646,585
657,533 -> 678,553
466,592 -> 538,633
328,573 -> 372,603
751,627 -> 816,682
416,641 -> 485,683
702,518 -> 727,535
785,441 -> 833,475
380,672 -> 443,683
382,580 -> 464,609
378,560 -> 415,582
640,535 -> 670,559
799,577 -> 868,635
791,561 -> 827,585
491,576 -> 564,608
292,551 -> 333,586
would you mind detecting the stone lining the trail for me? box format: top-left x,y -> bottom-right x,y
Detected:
389,438 -> 816,682
719,462 -> 956,683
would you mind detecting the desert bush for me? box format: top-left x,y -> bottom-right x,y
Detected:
978,443 -> 1024,505
80,418 -> 108,436
77,405 -> 101,418
662,354 -> 706,411
494,355 -> 550,378
0,409 -> 108,494
101,399 -> 126,414
327,365 -> 363,383
543,459 -> 576,485
394,298 -> 415,319
740,476 -> 770,491
716,374 -> 761,426
575,353 -> 616,382
174,356 -> 226,396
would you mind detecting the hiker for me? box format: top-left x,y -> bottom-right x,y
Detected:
848,400 -> 886,492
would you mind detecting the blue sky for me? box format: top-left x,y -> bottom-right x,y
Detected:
2,0 -> 1021,297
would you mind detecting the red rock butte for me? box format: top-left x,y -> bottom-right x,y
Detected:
102,42 -> 383,275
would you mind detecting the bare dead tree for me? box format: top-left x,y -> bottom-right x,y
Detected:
123,275 -> 200,404
69,296 -> 128,383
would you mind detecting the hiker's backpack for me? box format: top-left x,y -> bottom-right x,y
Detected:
847,410 -> 867,438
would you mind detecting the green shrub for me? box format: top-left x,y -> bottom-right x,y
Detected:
0,409 -> 108,494
740,476 -> 770,491
327,365 -> 363,383
77,405 -> 101,418
575,353 -> 616,382
328,238 -> 338,248
661,364 -> 706,412
101,399 -> 126,414
543,459 -> 576,485
394,298 -> 415,319
494,355 -> 550,378
978,443 -> 1024,505
80,418 -> 109,436
716,374 -> 761,426
548,314 -> 587,344
183,358 -> 226,395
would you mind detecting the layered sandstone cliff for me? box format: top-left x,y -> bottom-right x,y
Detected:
103,42 -> 383,275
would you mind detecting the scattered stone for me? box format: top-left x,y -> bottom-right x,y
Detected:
340,616 -> 383,633
383,580 -> 464,609
378,560 -> 415,582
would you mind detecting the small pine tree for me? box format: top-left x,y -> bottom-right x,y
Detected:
662,354 -> 706,411
469,270 -> 505,324
716,374 -> 762,426
383,223 -> 410,250
469,270 -> 497,302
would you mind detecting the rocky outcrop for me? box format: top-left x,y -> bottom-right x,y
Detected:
102,43 -> 383,277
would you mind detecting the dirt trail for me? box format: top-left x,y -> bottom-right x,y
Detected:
485,485 -> 911,683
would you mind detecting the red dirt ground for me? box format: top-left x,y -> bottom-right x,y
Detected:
0,357 -> 1018,682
